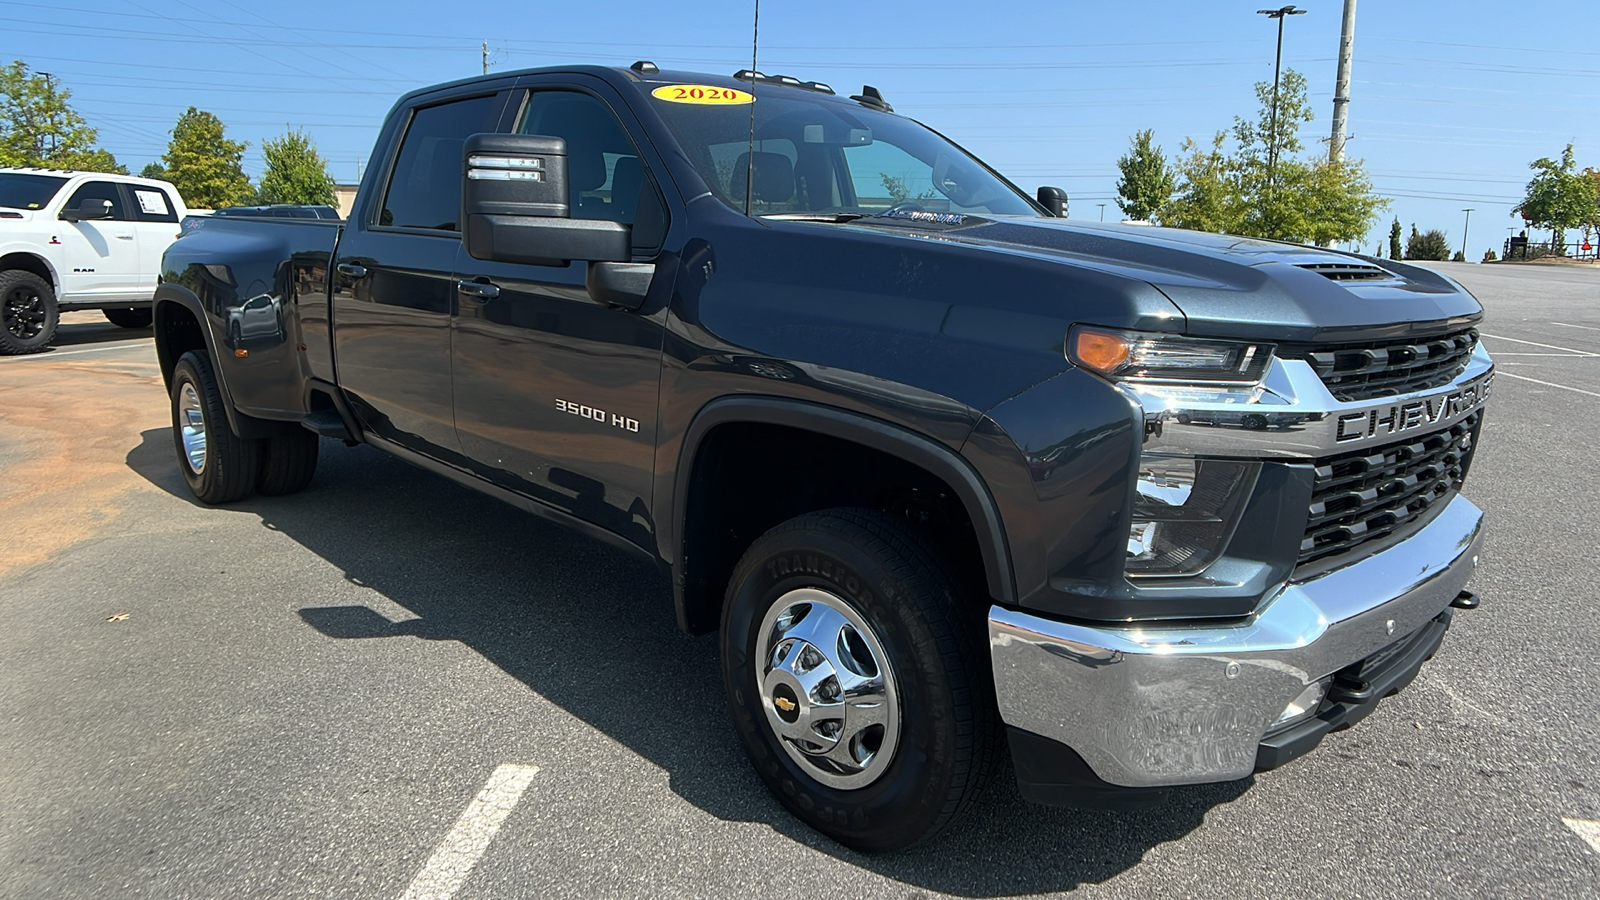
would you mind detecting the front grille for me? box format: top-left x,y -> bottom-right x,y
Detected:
1285,329 -> 1478,402
1299,411 -> 1480,565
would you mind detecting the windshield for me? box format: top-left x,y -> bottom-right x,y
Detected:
644,84 -> 1039,218
0,173 -> 68,211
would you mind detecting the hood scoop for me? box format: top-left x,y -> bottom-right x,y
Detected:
1297,262 -> 1392,281
1295,262 -> 1398,282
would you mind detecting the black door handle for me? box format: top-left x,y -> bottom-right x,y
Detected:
456,280 -> 501,300
336,263 -> 367,279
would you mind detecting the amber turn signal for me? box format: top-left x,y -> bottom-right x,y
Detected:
1071,330 -> 1131,374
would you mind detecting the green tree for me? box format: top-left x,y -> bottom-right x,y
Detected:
139,161 -> 165,179
0,61 -> 125,172
1388,217 -> 1403,259
161,107 -> 251,209
1405,225 -> 1451,261
1163,69 -> 1385,244
1166,132 -> 1245,234
1114,128 -> 1175,222
257,127 -> 336,206
1518,145 -> 1597,255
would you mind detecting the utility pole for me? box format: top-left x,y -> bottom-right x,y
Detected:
1329,0 -> 1356,163
482,41 -> 489,75
37,71 -> 59,157
1098,203 -> 1106,222
1461,208 -> 1474,261
1257,6 -> 1306,240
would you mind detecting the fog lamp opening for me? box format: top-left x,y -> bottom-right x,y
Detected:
1274,678 -> 1330,727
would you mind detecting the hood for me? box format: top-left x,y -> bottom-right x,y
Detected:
844,216 -> 1482,344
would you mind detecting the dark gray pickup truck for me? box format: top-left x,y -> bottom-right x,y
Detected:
152,63 -> 1493,850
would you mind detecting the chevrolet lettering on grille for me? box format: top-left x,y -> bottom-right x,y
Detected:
1334,373 -> 1493,443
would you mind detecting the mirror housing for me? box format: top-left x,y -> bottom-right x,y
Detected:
461,132 -> 630,267
61,198 -> 113,222
1036,186 -> 1068,218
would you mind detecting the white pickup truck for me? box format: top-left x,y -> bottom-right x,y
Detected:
1,168 -> 189,354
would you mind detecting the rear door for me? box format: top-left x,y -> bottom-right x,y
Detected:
54,179 -> 142,300
449,79 -> 672,547
127,183 -> 181,286
331,88 -> 509,459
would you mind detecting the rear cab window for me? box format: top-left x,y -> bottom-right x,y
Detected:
379,94 -> 503,231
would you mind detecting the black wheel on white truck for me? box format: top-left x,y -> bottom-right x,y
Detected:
0,269 -> 58,355
720,508 -> 1001,852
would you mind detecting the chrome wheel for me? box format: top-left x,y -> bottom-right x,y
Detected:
3,284 -> 46,339
179,382 -> 207,474
756,587 -> 900,789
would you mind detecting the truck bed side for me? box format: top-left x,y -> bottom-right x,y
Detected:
154,217 -> 343,429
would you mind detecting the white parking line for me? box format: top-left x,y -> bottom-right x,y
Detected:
400,764 -> 540,900
1552,322 -> 1600,332
1496,371 -> 1600,399
1564,817 -> 1600,854
2,342 -> 152,360
1480,333 -> 1598,357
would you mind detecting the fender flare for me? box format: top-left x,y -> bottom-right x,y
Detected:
152,281 -> 245,437
0,249 -> 62,295
672,395 -> 1017,611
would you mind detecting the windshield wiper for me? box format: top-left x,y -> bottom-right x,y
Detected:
759,212 -> 869,223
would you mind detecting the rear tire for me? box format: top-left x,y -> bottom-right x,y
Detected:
256,428 -> 320,496
721,508 -> 1000,852
170,351 -> 260,504
104,307 -> 153,328
0,270 -> 58,355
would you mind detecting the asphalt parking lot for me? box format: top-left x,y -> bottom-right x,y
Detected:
3,266 -> 1599,899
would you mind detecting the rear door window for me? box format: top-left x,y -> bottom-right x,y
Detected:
380,94 -> 502,231
130,186 -> 179,223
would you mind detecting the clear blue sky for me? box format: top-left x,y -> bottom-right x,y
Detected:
7,0 -> 1596,258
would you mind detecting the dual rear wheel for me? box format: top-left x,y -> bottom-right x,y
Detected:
169,351 -> 319,504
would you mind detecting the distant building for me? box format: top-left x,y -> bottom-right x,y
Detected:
335,184 -> 359,219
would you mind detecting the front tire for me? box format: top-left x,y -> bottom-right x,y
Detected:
104,307 -> 153,329
170,351 -> 260,504
721,509 -> 1000,851
0,270 -> 59,355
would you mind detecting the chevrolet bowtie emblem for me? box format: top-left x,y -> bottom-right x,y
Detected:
774,696 -> 797,713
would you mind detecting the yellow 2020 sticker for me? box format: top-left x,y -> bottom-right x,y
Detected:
651,84 -> 753,105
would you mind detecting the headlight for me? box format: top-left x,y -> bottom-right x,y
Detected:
1126,454 -> 1259,576
1070,327 -> 1274,384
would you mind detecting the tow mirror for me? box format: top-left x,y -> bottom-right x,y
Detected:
1036,186 -> 1068,218
61,198 -> 113,222
460,132 -> 630,267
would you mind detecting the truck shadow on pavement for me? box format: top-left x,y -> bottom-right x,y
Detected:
127,429 -> 1247,897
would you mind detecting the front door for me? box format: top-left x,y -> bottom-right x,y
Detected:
332,91 -> 507,459
451,83 -> 672,548
54,180 -> 142,301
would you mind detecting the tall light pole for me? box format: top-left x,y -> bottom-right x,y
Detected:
1257,6 -> 1306,239
1098,203 -> 1107,222
1461,208 -> 1474,262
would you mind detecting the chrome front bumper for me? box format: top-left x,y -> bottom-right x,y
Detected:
988,492 -> 1485,788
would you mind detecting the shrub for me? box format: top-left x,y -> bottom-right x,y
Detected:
1483,249 -> 1498,262
1405,226 -> 1452,261
1451,250 -> 1465,262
